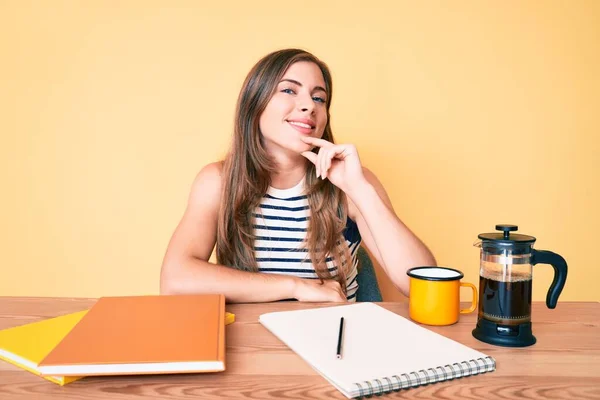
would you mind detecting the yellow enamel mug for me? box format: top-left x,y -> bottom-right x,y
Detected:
407,266 -> 477,326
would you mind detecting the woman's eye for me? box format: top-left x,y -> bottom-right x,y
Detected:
281,88 -> 295,94
313,96 -> 326,103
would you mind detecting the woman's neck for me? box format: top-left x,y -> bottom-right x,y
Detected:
269,159 -> 308,190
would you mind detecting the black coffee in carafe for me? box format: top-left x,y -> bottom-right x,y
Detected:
472,225 -> 568,347
479,274 -> 532,325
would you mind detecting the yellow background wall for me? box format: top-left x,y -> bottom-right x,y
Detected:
1,1 -> 598,302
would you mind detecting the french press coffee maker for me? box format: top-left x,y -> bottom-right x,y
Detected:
472,224 -> 568,347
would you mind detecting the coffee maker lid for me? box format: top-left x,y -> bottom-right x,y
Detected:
478,224 -> 536,244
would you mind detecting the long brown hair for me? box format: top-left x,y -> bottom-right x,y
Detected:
216,49 -> 351,292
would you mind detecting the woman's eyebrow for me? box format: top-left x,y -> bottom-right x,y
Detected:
279,78 -> 327,94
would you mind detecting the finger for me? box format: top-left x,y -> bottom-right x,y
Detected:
315,147 -> 323,178
300,136 -> 334,148
320,148 -> 331,179
328,145 -> 352,178
324,148 -> 338,179
324,151 -> 331,179
318,148 -> 326,179
332,145 -> 349,160
323,147 -> 340,179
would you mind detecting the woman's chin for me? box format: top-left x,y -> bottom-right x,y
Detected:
279,139 -> 312,155
263,136 -> 314,159
296,137 -> 316,151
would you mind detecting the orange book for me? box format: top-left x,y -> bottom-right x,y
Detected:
38,294 -> 225,377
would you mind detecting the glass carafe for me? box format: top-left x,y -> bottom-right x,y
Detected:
472,224 -> 568,347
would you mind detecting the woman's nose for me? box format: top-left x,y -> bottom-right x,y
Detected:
297,97 -> 315,113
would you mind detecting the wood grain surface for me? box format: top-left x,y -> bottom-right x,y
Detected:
0,298 -> 598,400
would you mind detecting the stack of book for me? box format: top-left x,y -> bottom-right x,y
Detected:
0,294 -> 233,385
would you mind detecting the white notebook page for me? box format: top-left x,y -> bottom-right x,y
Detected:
259,303 -> 493,398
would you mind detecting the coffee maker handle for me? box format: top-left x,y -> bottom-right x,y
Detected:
531,249 -> 568,309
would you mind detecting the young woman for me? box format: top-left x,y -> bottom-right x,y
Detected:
160,48 -> 436,303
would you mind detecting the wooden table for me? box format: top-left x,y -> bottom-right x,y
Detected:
0,298 -> 598,400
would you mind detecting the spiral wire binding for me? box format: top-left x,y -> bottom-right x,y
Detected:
353,355 -> 495,398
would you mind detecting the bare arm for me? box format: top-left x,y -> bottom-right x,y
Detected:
160,162 -> 346,303
348,167 -> 437,296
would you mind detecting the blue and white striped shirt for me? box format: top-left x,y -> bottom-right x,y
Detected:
252,177 -> 362,301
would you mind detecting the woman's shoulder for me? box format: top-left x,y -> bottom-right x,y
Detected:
188,161 -> 225,206
195,161 -> 224,182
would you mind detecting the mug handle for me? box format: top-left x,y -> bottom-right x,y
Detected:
459,282 -> 478,314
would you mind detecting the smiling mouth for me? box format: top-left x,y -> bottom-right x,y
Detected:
287,121 -> 314,129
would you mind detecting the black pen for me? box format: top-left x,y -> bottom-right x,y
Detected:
336,317 -> 344,359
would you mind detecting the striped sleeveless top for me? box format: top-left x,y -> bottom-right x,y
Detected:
252,177 -> 362,301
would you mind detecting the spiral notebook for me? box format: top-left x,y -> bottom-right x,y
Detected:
259,303 -> 495,398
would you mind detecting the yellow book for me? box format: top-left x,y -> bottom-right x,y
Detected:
0,310 -> 88,385
0,309 -> 235,385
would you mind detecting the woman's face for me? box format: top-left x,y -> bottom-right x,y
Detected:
259,61 -> 328,156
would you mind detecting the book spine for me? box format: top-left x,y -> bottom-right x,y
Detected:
353,356 -> 496,398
